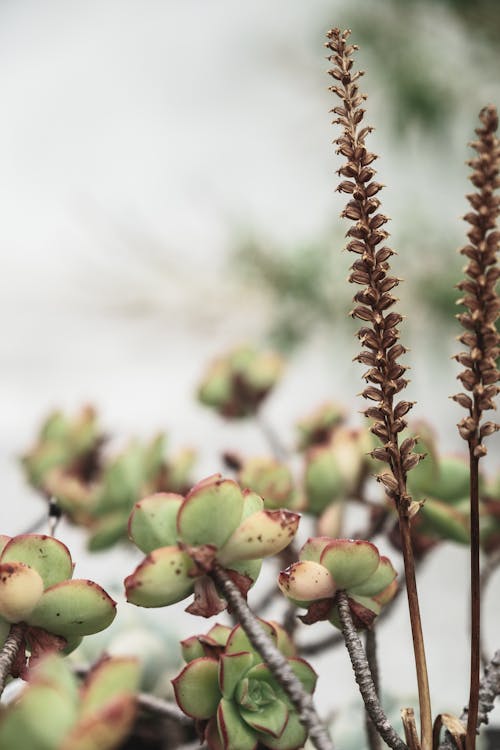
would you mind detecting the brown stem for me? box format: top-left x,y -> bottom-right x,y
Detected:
438,650 -> 500,749
466,451 -> 481,750
364,628 -> 382,750
0,624 -> 25,697
337,591 -> 407,750
211,563 -> 335,750
398,510 -> 433,750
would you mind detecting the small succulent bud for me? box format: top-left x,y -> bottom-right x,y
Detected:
238,457 -> 297,510
295,401 -> 345,451
198,346 -> 284,419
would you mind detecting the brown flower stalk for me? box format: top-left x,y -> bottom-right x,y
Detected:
326,27 -> 432,750
452,104 -> 500,750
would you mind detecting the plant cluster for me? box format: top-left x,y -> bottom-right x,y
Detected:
1,23 -> 498,750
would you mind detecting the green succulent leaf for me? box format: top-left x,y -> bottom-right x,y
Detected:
30,654 -> 79,705
257,709 -> 307,750
240,698 -> 289,739
349,556 -> 397,597
28,579 -> 117,638
87,513 -> 128,552
172,658 -> 221,719
217,510 -> 300,565
79,657 -> 140,718
177,477 -> 244,549
0,682 -> 77,750
124,546 -> 195,607
217,698 -> 258,750
420,498 -> 470,544
298,537 -> 332,563
278,560 -> 336,605
218,651 -> 254,699
225,621 -> 276,659
0,535 -> 73,589
60,695 -> 136,750
240,491 -> 265,520
319,539 -> 379,588
128,493 -> 183,553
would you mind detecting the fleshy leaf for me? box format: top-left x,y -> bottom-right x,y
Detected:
228,558 -> 262,585
217,510 -> 300,565
299,537 -> 332,563
128,493 -> 183,553
0,536 -> 11,556
60,695 -> 136,750
278,561 -> 335,605
217,698 -> 258,750
225,621 -> 276,658
124,546 -> 195,607
240,698 -> 289,739
349,556 -> 397,597
257,710 -> 307,750
0,683 -> 77,750
0,562 -> 44,622
1,535 -> 73,589
320,539 -> 379,589
420,498 -> 470,544
240,490 -> 265,520
28,579 -> 116,637
30,654 -> 79,704
172,658 -> 221,719
87,513 -> 128,552
219,651 -> 254,699
80,656 -> 140,717
177,477 -> 245,549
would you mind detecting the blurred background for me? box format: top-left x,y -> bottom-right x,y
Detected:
1,0 -> 500,746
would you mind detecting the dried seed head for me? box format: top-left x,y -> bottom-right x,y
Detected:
454,105 -> 500,451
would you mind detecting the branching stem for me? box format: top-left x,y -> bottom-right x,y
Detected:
337,591 -> 407,750
211,563 -> 334,750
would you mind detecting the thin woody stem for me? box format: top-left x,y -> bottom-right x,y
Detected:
211,563 -> 335,750
364,628 -> 382,750
0,624 -> 25,697
398,510 -> 433,750
337,591 -> 407,750
466,451 -> 480,750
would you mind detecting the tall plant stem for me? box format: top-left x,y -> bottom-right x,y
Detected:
364,628 -> 382,750
466,451 -> 480,750
210,564 -> 335,750
398,510 -> 432,750
0,624 -> 25,697
337,591 -> 407,750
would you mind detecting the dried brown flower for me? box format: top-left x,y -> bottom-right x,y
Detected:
453,104 -> 500,455
325,28 -> 421,510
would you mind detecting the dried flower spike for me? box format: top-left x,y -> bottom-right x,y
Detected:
454,104 -> 500,453
326,27 -> 432,750
453,104 -> 499,750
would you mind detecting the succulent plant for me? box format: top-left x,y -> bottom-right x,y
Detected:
238,457 -> 302,510
198,346 -> 284,418
0,652 -> 139,750
172,619 -> 316,750
303,427 -> 373,515
0,534 -> 116,677
21,406 -> 103,493
124,474 -> 300,617
278,537 -> 397,629
295,401 -> 345,451
40,432 -> 196,551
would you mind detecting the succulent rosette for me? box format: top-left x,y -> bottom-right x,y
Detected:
238,457 -> 302,511
278,537 -> 397,629
296,401 -> 345,451
172,619 -> 316,750
198,346 -> 284,418
124,474 -> 300,617
0,653 -> 139,750
0,534 -> 116,676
